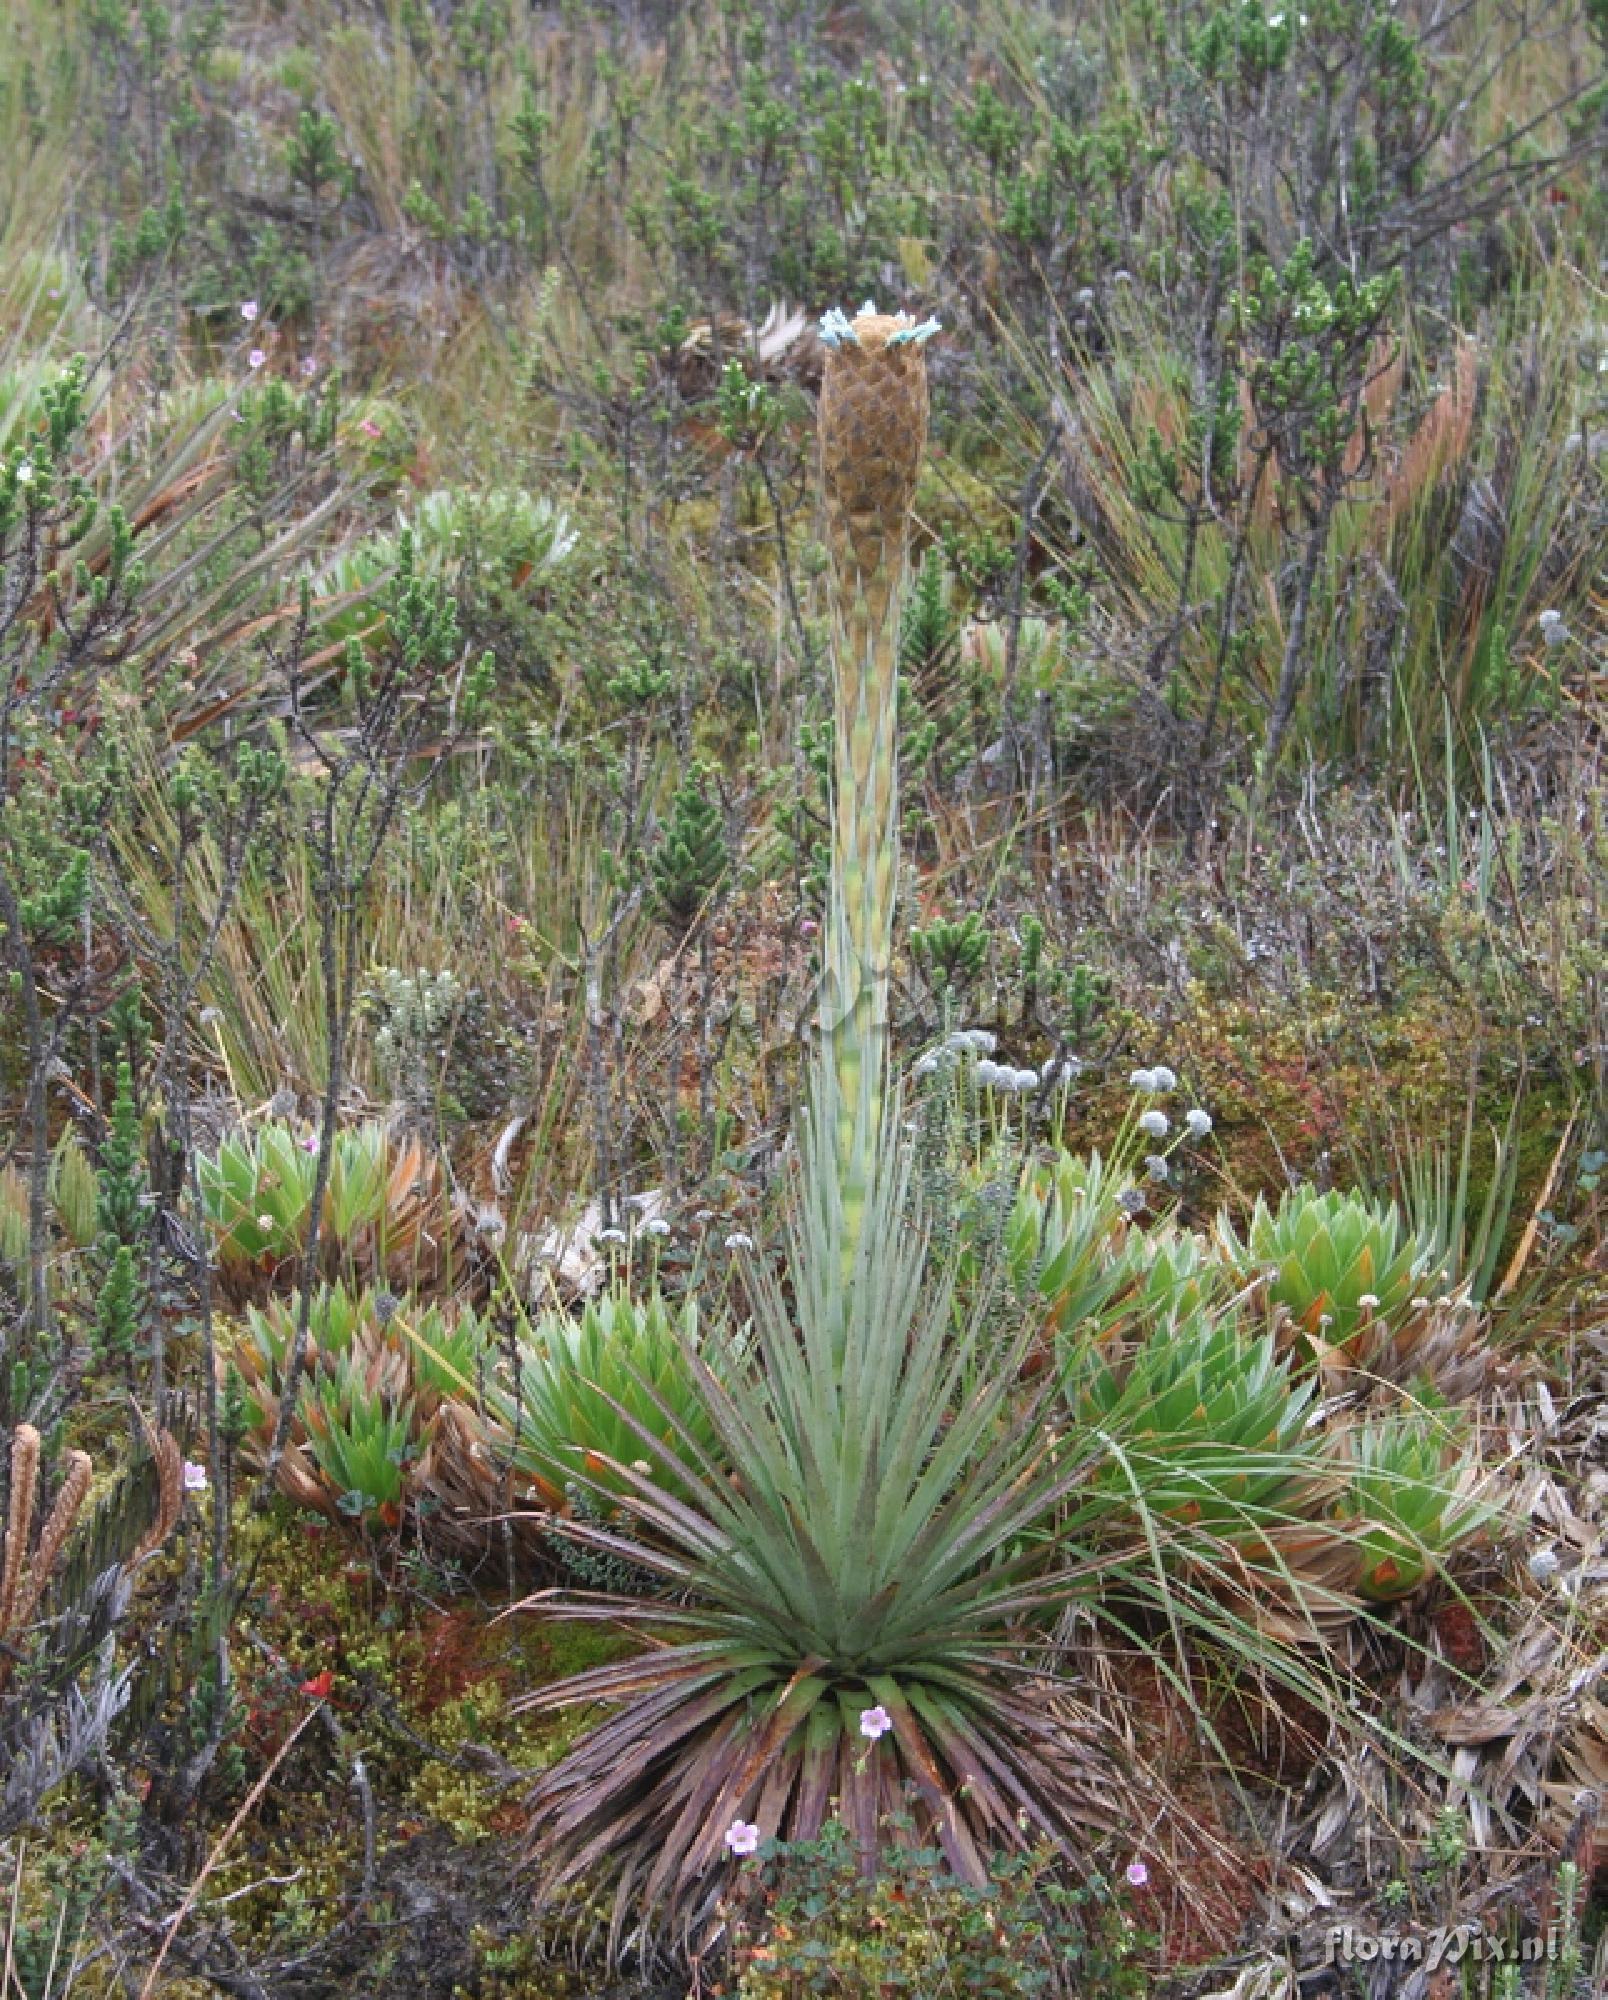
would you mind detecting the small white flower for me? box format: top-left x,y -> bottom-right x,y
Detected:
1185,1107 -> 1213,1138
1537,610 -> 1568,648
1011,1067 -> 1040,1093
1145,1154 -> 1170,1183
975,1059 -> 1003,1087
724,1231 -> 754,1252
1150,1065 -> 1177,1092
1138,1109 -> 1169,1139
598,1227 -> 627,1246
947,1028 -> 996,1054
630,1459 -> 653,1476
14,461 -> 34,487
859,1704 -> 893,1740
1358,1293 -> 1380,1311
643,1217 -> 671,1238
1129,1067 -> 1157,1091
256,1214 -> 275,1232
724,1819 -> 761,1857
1528,1547 -> 1560,1583
240,299 -> 259,321
183,1460 -> 208,1492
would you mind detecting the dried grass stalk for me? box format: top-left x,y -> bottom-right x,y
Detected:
9,1449 -> 93,1635
0,1423 -> 42,1638
128,1423 -> 183,1570
1385,336 -> 1479,534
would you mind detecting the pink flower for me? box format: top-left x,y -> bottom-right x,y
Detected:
300,356 -> 318,377
240,299 -> 259,321
801,918 -> 819,936
248,349 -> 266,370
1125,1859 -> 1149,1888
183,1460 -> 209,1492
723,1819 -> 761,1857
859,1704 -> 892,1741
360,418 -> 382,439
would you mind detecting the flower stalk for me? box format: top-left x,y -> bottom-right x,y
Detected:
814,303 -> 939,1295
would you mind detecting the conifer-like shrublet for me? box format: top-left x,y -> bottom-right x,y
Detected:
650,763 -> 728,932
93,1061 -> 148,1364
96,1062 -> 147,1254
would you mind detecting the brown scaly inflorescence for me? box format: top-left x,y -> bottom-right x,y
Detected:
818,310 -> 931,630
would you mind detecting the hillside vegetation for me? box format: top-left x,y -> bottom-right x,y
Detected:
0,2 -> 1603,1996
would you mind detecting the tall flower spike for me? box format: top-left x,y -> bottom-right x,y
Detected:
815,303 -> 939,1298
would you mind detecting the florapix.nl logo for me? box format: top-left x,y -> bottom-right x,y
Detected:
1323,1924 -> 1567,1972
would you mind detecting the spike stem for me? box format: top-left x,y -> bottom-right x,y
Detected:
815,309 -> 935,1299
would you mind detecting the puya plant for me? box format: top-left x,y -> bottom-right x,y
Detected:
515,305 -> 1137,1959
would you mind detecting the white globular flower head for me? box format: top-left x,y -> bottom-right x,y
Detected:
1185,1107 -> 1213,1138
643,1217 -> 672,1238
598,1227 -> 627,1246
724,1231 -> 754,1253
975,1059 -> 1004,1088
1138,1109 -> 1170,1139
1145,1154 -> 1170,1182
817,301 -> 943,349
1537,609 -> 1567,648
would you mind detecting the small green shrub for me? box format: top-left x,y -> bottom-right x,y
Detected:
726,1815 -> 1149,1999
1221,1185 -> 1425,1361
1067,1311 -> 1318,1533
302,1361 -> 416,1523
1334,1412 -> 1495,1600
488,1288 -> 723,1508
